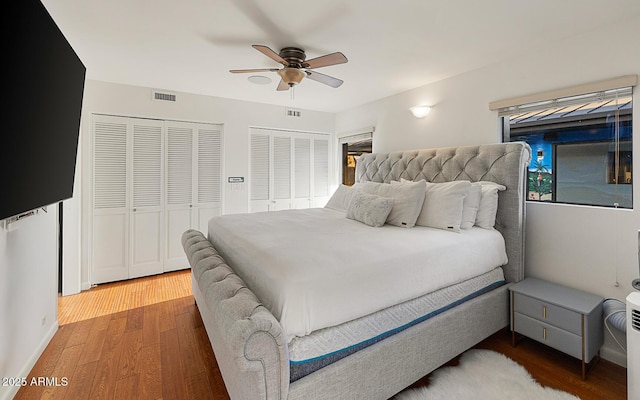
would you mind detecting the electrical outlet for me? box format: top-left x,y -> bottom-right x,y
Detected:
41,316 -> 46,326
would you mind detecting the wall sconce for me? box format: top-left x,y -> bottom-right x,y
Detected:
410,105 -> 432,118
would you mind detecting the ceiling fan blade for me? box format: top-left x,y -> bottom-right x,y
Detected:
230,68 -> 279,73
305,70 -> 343,88
230,68 -> 280,73
302,52 -> 348,69
276,79 -> 290,91
252,45 -> 289,66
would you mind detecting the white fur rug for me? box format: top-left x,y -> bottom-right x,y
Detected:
395,349 -> 580,400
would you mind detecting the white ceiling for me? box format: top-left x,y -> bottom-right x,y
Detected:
42,0 -> 640,113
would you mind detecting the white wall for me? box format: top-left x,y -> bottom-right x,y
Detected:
0,210 -> 59,400
336,14 -> 640,366
70,80 -> 336,290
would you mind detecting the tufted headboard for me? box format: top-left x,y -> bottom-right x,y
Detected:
355,142 -> 531,283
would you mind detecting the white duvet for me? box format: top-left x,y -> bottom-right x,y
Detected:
208,208 -> 507,342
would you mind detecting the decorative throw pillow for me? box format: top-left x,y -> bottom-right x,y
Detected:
415,181 -> 471,232
475,181 -> 506,229
460,182 -> 482,230
325,184 -> 355,212
346,191 -> 394,227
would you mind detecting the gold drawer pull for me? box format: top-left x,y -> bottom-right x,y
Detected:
542,306 -> 547,319
543,327 -> 547,340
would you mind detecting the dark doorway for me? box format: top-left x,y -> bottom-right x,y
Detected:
342,139 -> 372,186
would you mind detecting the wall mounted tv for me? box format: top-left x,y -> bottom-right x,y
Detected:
2,0 -> 86,220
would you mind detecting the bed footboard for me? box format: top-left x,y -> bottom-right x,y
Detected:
182,229 -> 289,400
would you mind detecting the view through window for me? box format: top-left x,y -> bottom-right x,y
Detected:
501,87 -> 633,208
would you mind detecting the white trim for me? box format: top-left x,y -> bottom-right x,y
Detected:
336,126 -> 375,139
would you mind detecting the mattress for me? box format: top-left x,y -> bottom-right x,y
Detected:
208,207 -> 508,341
288,267 -> 506,381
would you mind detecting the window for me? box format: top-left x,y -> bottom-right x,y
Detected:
499,86 -> 633,208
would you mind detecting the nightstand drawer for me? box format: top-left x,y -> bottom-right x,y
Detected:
513,293 -> 582,335
514,312 -> 582,360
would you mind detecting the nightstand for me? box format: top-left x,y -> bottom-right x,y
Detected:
509,278 -> 604,379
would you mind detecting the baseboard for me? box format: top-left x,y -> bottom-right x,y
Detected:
0,322 -> 59,400
81,281 -> 91,291
601,344 -> 627,368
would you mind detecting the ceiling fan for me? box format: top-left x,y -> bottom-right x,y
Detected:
230,45 -> 348,91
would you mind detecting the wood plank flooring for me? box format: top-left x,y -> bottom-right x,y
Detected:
16,271 -> 626,400
407,329 -> 627,400
57,270 -> 192,325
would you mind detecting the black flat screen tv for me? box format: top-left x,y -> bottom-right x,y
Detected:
2,0 -> 86,220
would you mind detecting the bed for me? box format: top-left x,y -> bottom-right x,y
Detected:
182,142 -> 531,400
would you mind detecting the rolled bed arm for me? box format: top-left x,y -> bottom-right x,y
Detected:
182,230 -> 289,400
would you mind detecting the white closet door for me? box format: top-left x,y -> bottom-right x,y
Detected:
313,137 -> 330,207
272,135 -> 292,210
165,121 -> 223,271
165,124 -> 195,269
196,125 -> 222,233
293,137 -> 311,209
92,116 -> 129,284
250,131 -> 270,212
129,121 -> 164,279
250,128 -> 330,212
91,115 -> 223,283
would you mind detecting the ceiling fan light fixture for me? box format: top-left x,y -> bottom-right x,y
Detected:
278,67 -> 305,85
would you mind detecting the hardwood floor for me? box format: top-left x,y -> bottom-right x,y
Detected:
16,271 -> 626,400
57,269 -> 192,325
408,330 -> 626,400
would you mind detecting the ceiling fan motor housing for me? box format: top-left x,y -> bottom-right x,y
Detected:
279,47 -> 306,67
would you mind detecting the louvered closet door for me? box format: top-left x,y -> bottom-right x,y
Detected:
293,137 -> 311,209
165,123 -> 195,269
250,128 -> 330,212
91,115 -> 223,283
92,115 -> 129,284
250,131 -> 270,212
272,135 -> 292,210
165,121 -> 223,271
129,121 -> 164,279
195,126 -> 222,233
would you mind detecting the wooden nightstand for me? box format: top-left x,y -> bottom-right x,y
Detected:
509,278 -> 604,379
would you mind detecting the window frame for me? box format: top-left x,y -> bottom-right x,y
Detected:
497,84 -> 634,209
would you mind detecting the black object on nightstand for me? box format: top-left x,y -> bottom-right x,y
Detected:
509,277 -> 604,379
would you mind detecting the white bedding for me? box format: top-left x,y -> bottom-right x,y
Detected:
207,207 -> 507,342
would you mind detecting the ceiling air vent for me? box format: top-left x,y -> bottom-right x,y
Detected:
286,108 -> 301,118
152,90 -> 177,102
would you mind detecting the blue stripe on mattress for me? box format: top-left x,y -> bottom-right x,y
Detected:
289,279 -> 505,382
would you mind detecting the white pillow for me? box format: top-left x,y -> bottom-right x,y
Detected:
346,191 -> 394,227
415,181 -> 470,232
475,181 -> 506,229
460,182 -> 482,230
377,180 -> 426,227
358,180 -> 426,227
325,184 -> 355,212
352,181 -> 383,192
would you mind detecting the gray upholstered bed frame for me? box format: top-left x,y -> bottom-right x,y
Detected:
182,142 -> 531,400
